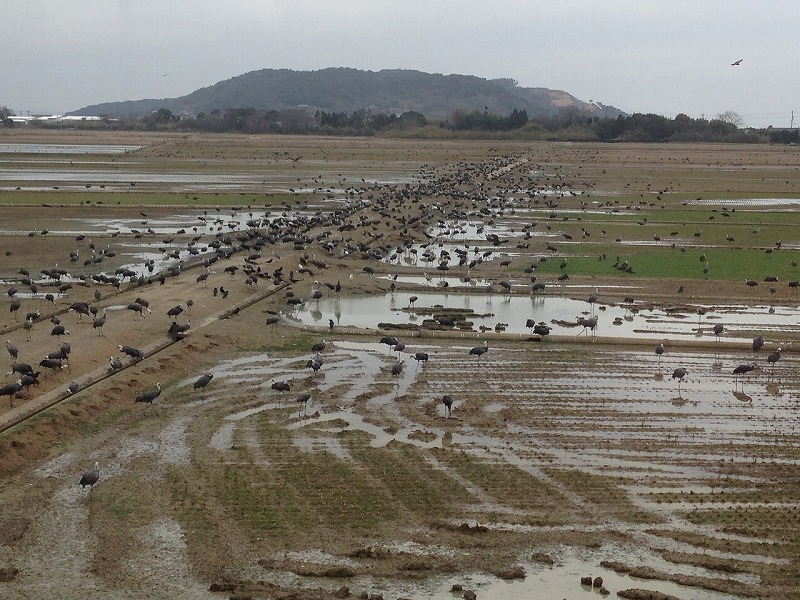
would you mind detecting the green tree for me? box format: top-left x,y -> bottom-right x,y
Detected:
143,108 -> 176,130
0,106 -> 14,127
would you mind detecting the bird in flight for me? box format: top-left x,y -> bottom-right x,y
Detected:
731,59 -> 743,66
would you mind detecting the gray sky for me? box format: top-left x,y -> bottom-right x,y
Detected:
4,1 -> 798,127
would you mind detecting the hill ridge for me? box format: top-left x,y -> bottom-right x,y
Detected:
69,67 -> 626,120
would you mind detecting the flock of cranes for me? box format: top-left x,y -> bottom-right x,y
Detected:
662,333 -> 784,397
0,148 -> 789,514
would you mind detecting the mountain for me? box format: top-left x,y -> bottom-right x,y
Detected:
69,68 -> 626,120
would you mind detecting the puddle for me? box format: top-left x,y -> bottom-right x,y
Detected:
0,165 -> 424,193
257,543 -> 753,600
690,197 -> 800,208
293,291 -> 800,341
423,547 -> 753,600
0,143 -> 142,154
293,435 -> 353,461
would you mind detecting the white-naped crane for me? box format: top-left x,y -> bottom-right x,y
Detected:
391,360 -> 404,383
6,340 -> 18,363
296,391 -> 311,417
92,308 -> 107,335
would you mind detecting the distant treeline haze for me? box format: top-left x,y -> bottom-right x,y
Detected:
5,105 -> 793,143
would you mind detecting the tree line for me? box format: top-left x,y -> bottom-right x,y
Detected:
2,103 -> 797,144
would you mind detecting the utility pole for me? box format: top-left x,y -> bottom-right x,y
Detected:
791,111 -> 795,129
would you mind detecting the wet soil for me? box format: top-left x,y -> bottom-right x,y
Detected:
0,131 -> 799,600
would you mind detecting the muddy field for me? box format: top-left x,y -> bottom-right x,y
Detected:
0,130 -> 799,600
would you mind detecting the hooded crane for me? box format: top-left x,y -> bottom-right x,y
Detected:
672,367 -> 688,394
135,382 -> 162,406
655,342 -> 665,367
168,320 -> 190,340
733,364 -> 754,388
0,379 -> 23,407
79,461 -> 100,491
587,289 -> 599,314
469,341 -> 489,363
767,348 -> 782,374
306,357 -> 323,376
193,373 -> 214,390
166,305 -> 184,318
119,345 -> 143,361
50,325 -> 69,337
391,361 -> 404,382
69,301 -> 90,322
39,357 -> 67,375
442,394 -> 454,417
271,380 -> 290,393
380,335 -> 398,354
533,322 -> 551,338
127,303 -> 148,319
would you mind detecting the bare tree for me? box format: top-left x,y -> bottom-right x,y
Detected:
716,111 -> 744,128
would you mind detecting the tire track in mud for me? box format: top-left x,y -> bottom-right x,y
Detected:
44,335 -> 793,594
8,431 -> 212,600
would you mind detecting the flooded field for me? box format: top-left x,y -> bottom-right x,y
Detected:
147,338 -> 799,599
0,143 -> 142,154
1,133 -> 799,600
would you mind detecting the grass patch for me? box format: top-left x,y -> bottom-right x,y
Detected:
544,467 -> 660,524
350,440 -> 471,519
533,245 -> 800,281
434,449 -> 571,518
685,506 -> 800,540
199,424 -> 399,544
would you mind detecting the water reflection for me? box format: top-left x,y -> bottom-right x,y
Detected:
0,143 -> 142,154
293,291 -> 800,342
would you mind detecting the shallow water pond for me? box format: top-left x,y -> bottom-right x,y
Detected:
293,290 -> 800,342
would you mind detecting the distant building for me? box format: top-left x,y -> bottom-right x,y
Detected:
7,114 -> 109,124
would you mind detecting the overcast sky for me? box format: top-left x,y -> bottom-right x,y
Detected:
4,1 -> 798,127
